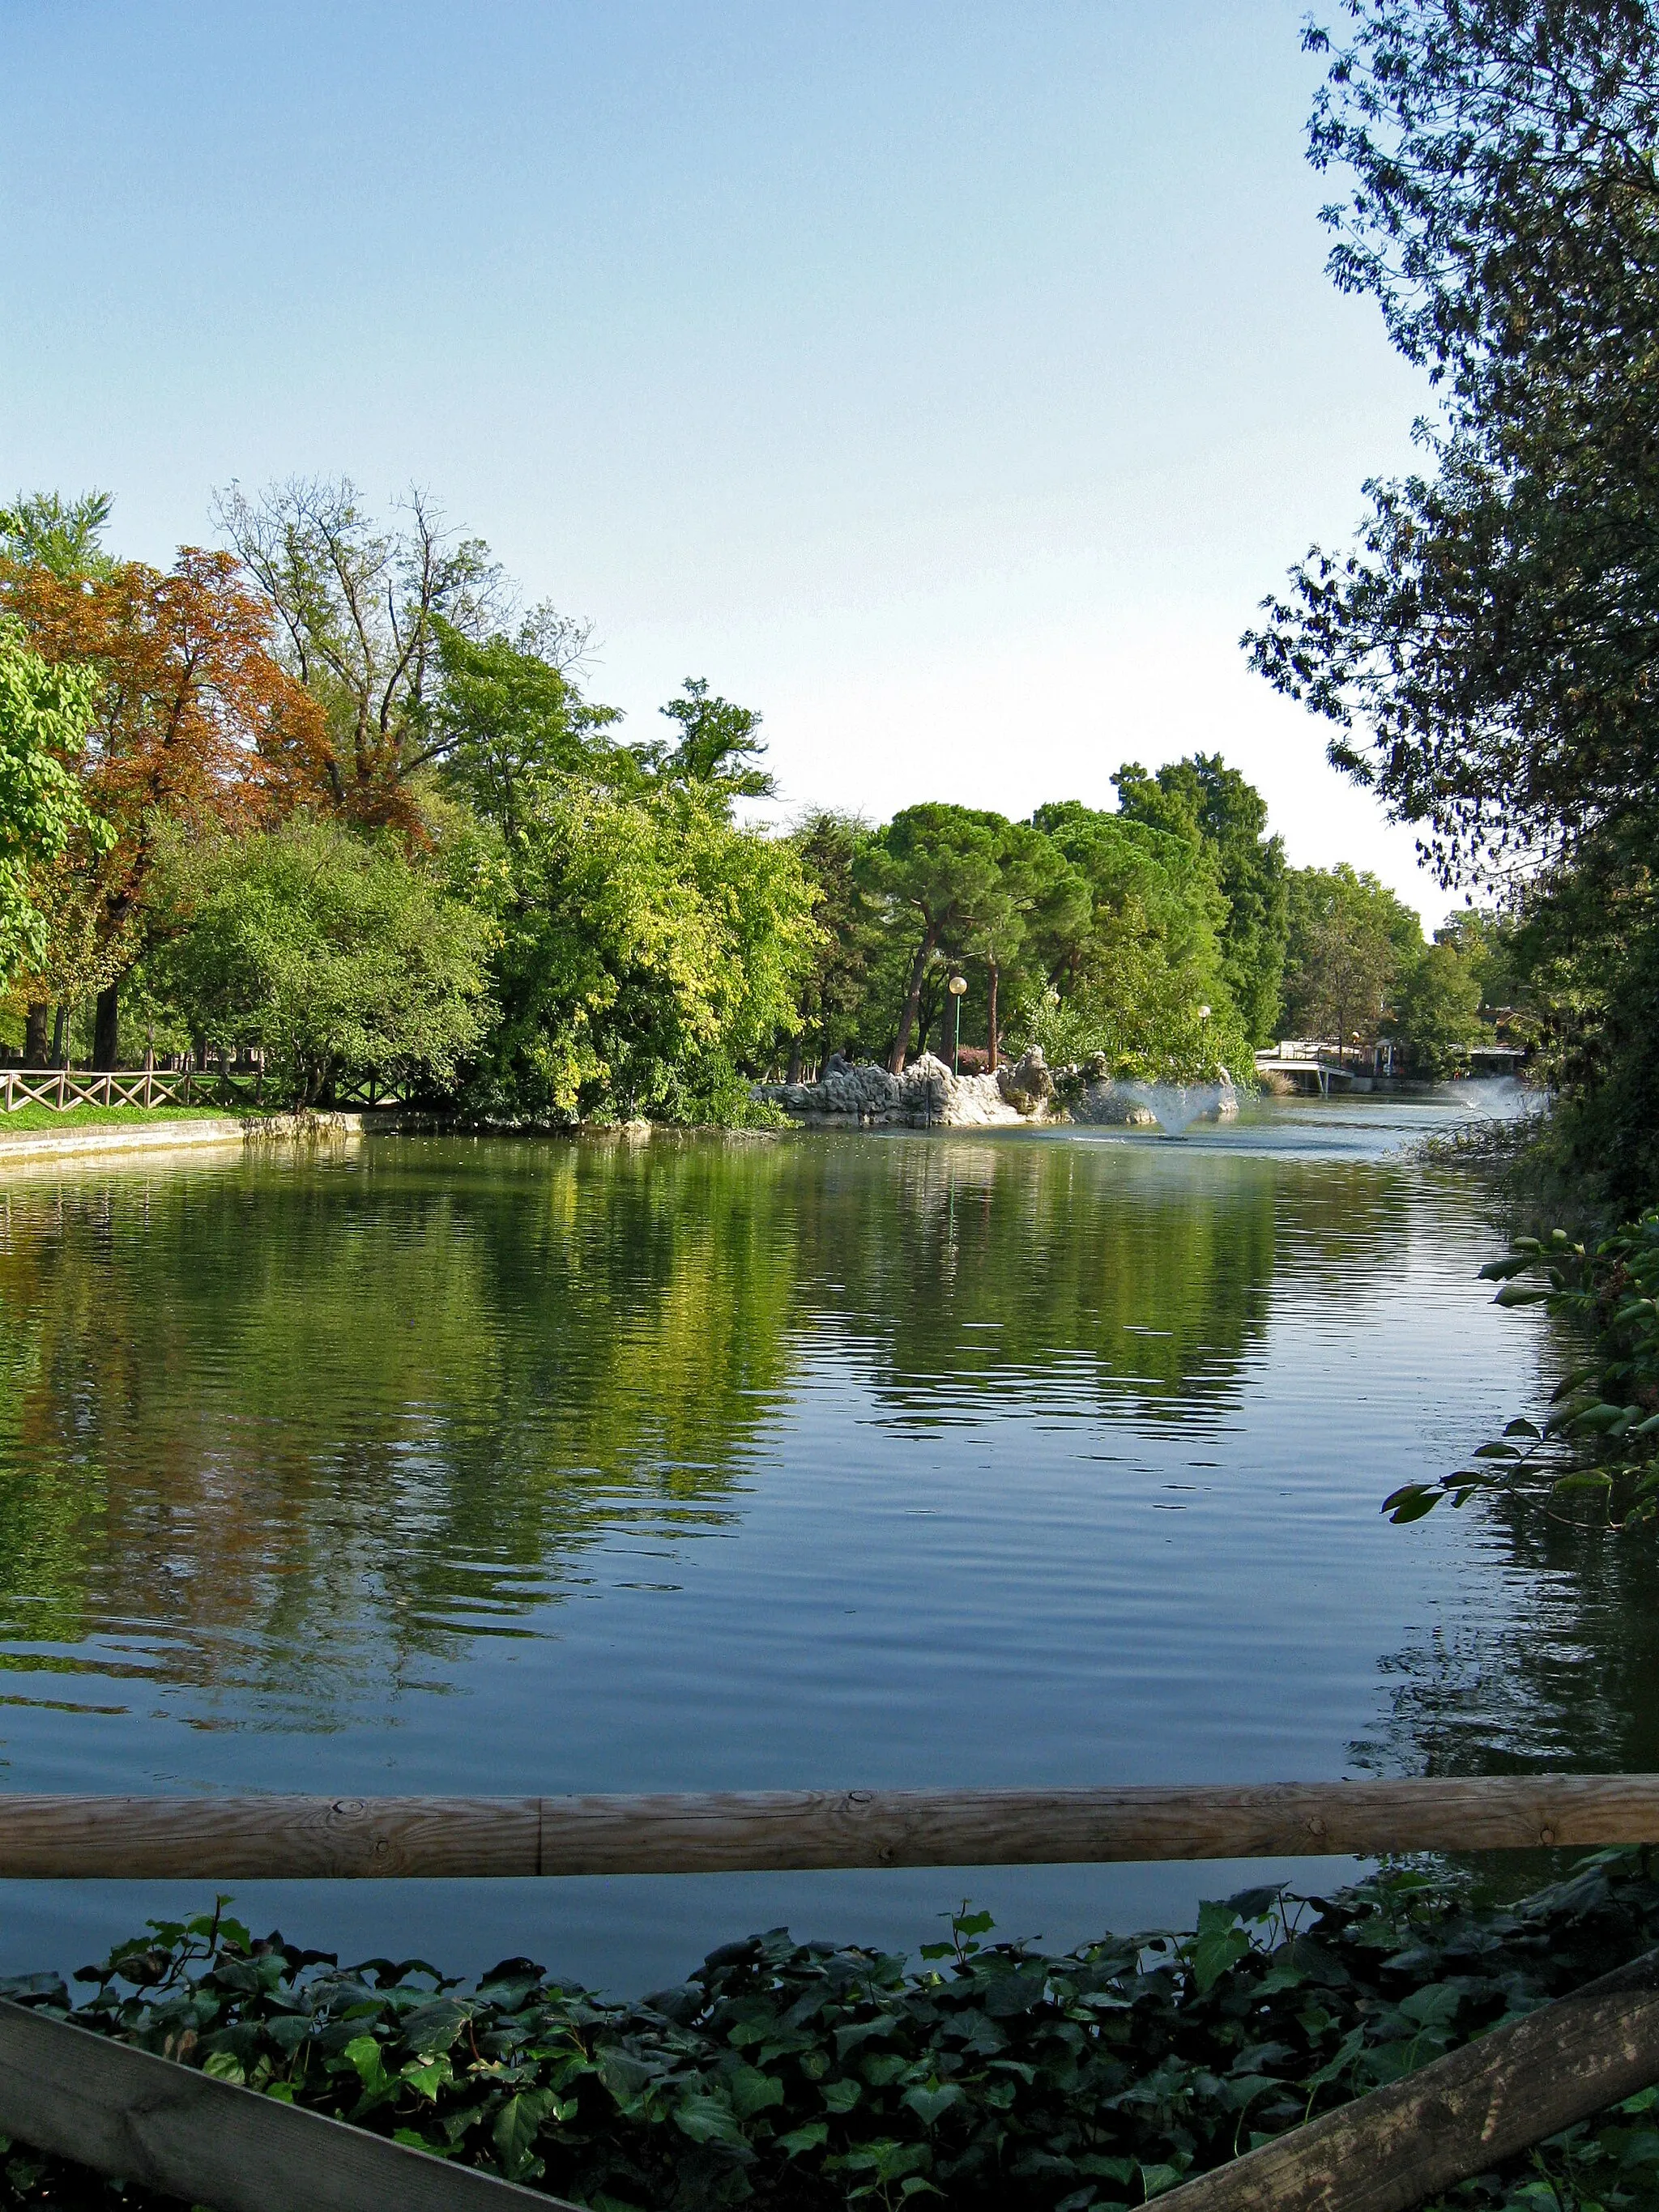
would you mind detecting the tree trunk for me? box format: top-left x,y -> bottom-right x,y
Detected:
889,925 -> 938,1074
92,982 -> 120,1072
987,961 -> 1000,1072
23,1004 -> 48,1065
787,1039 -> 803,1085
49,1008 -> 66,1066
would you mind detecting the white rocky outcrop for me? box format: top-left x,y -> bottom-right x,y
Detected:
758,1045 -> 1239,1132
757,1047 -> 1058,1128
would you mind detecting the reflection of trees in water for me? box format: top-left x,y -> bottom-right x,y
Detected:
1354,1496 -> 1659,1780
0,1141 -> 804,1713
783,1136 -> 1281,1421
0,1132 -> 1415,1725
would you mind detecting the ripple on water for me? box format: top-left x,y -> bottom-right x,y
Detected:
0,1103 -> 1588,1987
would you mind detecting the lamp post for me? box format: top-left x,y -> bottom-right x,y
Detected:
947,970 -> 968,1075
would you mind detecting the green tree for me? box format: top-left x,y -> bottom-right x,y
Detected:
642,679 -> 776,813
472,782 -> 818,1123
967,820 -> 1085,1071
1245,0 -> 1659,1195
1282,865 -> 1422,1060
1022,801 -> 1248,1078
0,490 -> 117,582
149,818 -> 494,1105
1248,0 -> 1659,880
1115,756 -> 1288,1043
1392,939 -> 1486,1076
1435,908 -> 1523,1023
430,616 -> 627,842
786,811 -> 885,1076
1,492 -> 117,1056
865,804 -> 1006,1072
0,631 -> 110,988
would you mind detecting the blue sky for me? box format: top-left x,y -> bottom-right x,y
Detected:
1,2 -> 1450,917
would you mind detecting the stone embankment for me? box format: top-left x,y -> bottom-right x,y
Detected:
757,1049 -> 1239,1131
0,1110 -> 367,1170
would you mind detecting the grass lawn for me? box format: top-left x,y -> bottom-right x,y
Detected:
0,1101 -> 254,1133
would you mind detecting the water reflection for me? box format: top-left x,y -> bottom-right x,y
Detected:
0,1119 -> 1562,1792
1361,1496 -> 1659,1781
0,1112 -> 1620,1989
0,1133 -> 1298,1699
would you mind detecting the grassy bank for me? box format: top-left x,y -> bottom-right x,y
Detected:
4,1855 -> 1659,2208
0,1097 -> 256,1132
0,1102 -> 257,1135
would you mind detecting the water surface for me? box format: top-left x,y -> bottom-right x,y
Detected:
0,1096 -> 1628,1990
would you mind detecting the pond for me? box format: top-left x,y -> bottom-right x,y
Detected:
0,1097 -> 1647,1996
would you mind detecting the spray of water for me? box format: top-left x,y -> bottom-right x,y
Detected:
1442,1076 -> 1541,1122
1118,1081 -> 1237,1137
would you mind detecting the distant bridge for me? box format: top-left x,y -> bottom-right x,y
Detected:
1255,1040 -> 1528,1094
1253,1048 -> 1371,1096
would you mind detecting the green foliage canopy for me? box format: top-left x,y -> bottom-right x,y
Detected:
1282,863 -> 1422,1056
471,780 -> 819,1123
0,631 -> 111,987
150,818 -> 494,1105
1115,755 -> 1289,1044
1392,939 -> 1485,1077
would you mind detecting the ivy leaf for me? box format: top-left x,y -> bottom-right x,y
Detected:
835,2016 -> 900,2058
902,2082 -> 966,2127
493,2087 -> 557,2180
727,2063 -> 784,2118
673,2093 -> 753,2154
596,2048 -> 656,2108
340,2035 -> 391,2095
1188,1902 -> 1251,1993
1140,2160 -> 1188,2197
778,2120 -> 830,2158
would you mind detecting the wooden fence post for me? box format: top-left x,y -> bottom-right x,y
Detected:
1157,1945 -> 1659,2212
0,1997 -> 567,2212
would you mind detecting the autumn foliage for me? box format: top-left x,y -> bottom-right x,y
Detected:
0,548 -> 328,939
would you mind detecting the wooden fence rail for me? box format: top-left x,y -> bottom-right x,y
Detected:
0,1068 -> 410,1113
0,1997 -> 564,2211
0,1773 -> 1654,1880
1159,1944 -> 1659,2212
3,1776 -> 1659,2212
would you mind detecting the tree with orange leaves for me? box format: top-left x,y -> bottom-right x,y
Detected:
0,541 -> 327,1066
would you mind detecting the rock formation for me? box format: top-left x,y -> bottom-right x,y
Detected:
758,1044 -> 1239,1132
757,1051 -> 1044,1127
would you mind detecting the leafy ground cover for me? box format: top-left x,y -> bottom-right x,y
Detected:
5,1855 -> 1659,2209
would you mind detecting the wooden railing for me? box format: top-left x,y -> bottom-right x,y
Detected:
3,1775 -> 1657,2212
0,1068 -> 411,1114
0,1773 -> 1647,1878
2,1066 -> 205,1111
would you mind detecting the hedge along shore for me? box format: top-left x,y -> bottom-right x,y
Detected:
0,1110 -> 368,1168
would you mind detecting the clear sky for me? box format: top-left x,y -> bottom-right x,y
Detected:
1,1 -> 1452,920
